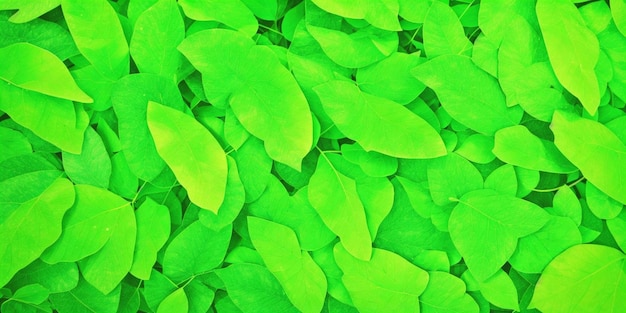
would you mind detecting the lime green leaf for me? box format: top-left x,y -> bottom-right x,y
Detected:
536,0 -> 601,114
217,263 -> 300,313
612,0 -> 626,36
111,73 -> 186,182
449,189 -> 550,281
178,29 -> 313,170
61,0 -> 129,80
0,178 -> 74,287
130,0 -> 184,80
551,186 -> 583,226
311,0 -> 402,31
157,288 -> 188,313
130,197 -> 170,280
0,284 -> 49,313
147,101 -> 227,213
341,143 -> 398,178
49,279 -> 121,313
62,127 -> 111,188
307,24 -> 398,69
0,43 -> 91,102
308,153 -> 371,261
0,127 -> 31,163
358,176 -> 394,240
551,110 -> 626,205
473,269 -> 519,311
586,182 -> 624,220
314,80 -> 446,159
423,1 -> 472,58
0,83 -> 88,154
510,216 -> 582,273
163,221 -> 231,283
356,52 -> 425,105
413,55 -> 523,135
178,0 -> 258,37
334,244 -> 429,313
454,134 -> 495,164
427,153 -> 483,206
530,244 -> 626,313
420,271 -> 479,313
0,0 -> 59,23
607,211 -> 626,252
7,260 -> 78,293
493,125 -> 577,173
248,217 -> 326,313
198,156 -> 245,231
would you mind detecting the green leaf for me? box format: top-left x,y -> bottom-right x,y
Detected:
0,0 -> 59,23
7,260 -> 78,293
130,197 -> 170,280
454,134 -> 495,164
413,55 -> 523,135
530,244 -> 626,313
1,284 -> 50,313
0,83 -> 88,154
509,215 -> 582,273
311,0 -> 402,31
217,263 -> 300,313
308,153 -> 372,261
178,0 -> 258,37
449,189 -> 550,281
147,101 -> 227,213
157,288 -> 188,313
49,279 -> 121,313
61,0 -> 129,79
493,125 -> 577,173
62,127 -> 111,188
612,0 -> 626,36
420,271 -> 479,313
0,43 -> 91,102
198,156 -> 245,231
248,217 -> 326,313
427,153 -> 483,206
586,182 -> 624,220
0,178 -> 74,287
423,1 -> 472,58
0,127 -> 31,163
306,25 -> 398,69
130,0 -> 184,80
551,110 -> 626,205
111,73 -> 186,181
473,269 -> 519,311
314,80 -> 446,159
178,29 -> 313,170
334,244 -> 429,313
163,221 -> 231,283
536,0 -> 601,114
356,52 -> 425,105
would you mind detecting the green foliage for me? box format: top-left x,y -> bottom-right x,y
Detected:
1,1 -> 625,313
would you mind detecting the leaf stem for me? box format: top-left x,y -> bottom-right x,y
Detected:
131,181 -> 149,206
258,24 -> 285,38
532,176 -> 586,193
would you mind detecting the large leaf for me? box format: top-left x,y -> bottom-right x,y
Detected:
0,83 -> 88,154
178,29 -> 313,170
448,189 -> 550,281
0,43 -> 91,102
217,263 -> 300,313
423,1 -> 472,58
313,80 -> 446,159
147,101 -> 227,213
62,127 -> 111,188
493,125 -> 577,174
308,153 -> 371,261
61,0 -> 129,79
178,0 -> 258,37
130,0 -> 184,80
530,244 -> 626,313
536,0 -> 601,114
334,244 -> 429,313
248,217 -> 326,313
413,55 -> 523,135
0,178 -> 74,287
162,221 -> 231,283
551,110 -> 626,205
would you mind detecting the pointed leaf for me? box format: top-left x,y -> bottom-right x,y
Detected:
423,1 -> 472,57
62,127 -> 111,188
178,0 -> 258,37
130,197 -> 171,280
420,271 -> 479,313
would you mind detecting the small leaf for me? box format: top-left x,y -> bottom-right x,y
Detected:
130,198 -> 171,280
248,217 -> 326,313
178,0 -> 258,37
314,80 -> 446,159
475,270 -> 519,311
420,271 -> 479,313
530,244 -> 626,313
449,189 -> 550,281
537,0 -> 601,114
147,101 -> 227,213
308,153 -> 372,261
551,110 -> 626,205
334,244 -> 429,313
49,279 -> 121,313
0,0 -> 60,23
62,127 -> 111,188
0,43 -> 92,102
586,182 -> 623,220
157,288 -> 188,313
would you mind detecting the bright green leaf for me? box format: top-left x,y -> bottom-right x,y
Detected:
420,271 -> 479,313
130,197 -> 170,280
178,0 -> 258,37
423,1 -> 472,58
49,279 -> 121,313
157,288 -> 188,313
62,127 -> 111,188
